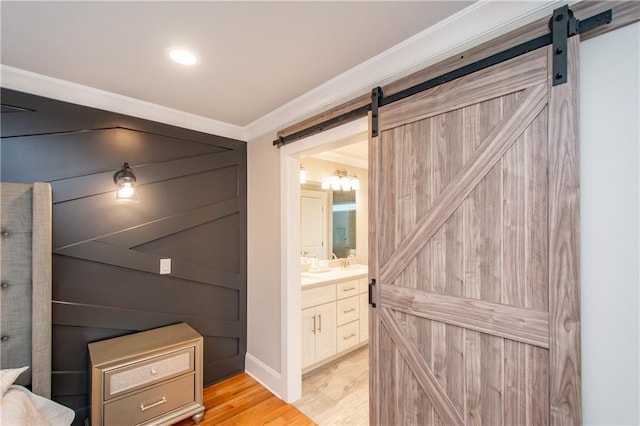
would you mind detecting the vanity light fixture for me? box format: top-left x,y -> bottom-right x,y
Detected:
351,175 -> 360,191
299,165 -> 307,184
113,162 -> 137,199
322,170 -> 360,191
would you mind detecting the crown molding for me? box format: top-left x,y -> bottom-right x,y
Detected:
244,0 -> 567,141
0,65 -> 246,141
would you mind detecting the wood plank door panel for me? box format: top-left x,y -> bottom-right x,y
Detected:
369,39 -> 580,425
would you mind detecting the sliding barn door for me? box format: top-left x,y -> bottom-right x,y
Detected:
369,39 -> 580,425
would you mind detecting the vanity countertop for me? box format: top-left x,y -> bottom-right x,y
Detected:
301,265 -> 368,289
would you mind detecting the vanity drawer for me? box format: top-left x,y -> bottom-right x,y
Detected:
104,374 -> 194,426
337,321 -> 360,353
336,296 -> 359,326
105,347 -> 194,400
302,285 -> 336,309
336,280 -> 359,300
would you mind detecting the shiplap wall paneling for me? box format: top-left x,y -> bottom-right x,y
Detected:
0,88 -> 247,425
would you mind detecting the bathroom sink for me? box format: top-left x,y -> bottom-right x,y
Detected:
343,264 -> 368,271
301,265 -> 368,286
307,267 -> 331,273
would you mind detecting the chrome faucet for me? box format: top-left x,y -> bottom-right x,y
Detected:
331,253 -> 338,260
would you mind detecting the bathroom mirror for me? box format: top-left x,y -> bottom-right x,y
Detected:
331,189 -> 356,259
300,182 -> 356,260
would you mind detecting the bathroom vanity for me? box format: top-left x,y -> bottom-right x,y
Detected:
301,265 -> 368,373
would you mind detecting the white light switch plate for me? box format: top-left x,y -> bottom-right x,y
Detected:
160,258 -> 171,275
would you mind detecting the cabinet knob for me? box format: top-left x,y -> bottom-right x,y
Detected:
150,368 -> 158,375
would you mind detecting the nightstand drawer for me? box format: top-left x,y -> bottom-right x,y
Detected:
105,347 -> 194,399
104,374 -> 195,426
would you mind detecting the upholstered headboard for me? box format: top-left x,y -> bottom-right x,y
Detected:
0,182 -> 52,398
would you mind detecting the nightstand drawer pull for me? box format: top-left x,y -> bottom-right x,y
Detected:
140,396 -> 166,411
151,368 -> 158,375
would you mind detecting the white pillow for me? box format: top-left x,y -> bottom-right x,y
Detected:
0,366 -> 29,396
12,384 -> 76,426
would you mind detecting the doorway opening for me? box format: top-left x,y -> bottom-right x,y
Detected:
279,118 -> 369,424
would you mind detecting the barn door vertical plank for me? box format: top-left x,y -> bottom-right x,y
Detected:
547,37 -> 582,425
463,96 -> 504,425
431,108 -> 465,425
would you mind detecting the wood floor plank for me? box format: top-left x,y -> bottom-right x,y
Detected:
175,373 -> 315,426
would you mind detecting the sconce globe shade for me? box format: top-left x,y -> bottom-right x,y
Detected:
117,183 -> 135,199
113,162 -> 137,199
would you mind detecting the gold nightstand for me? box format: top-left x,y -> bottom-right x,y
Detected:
89,323 -> 205,425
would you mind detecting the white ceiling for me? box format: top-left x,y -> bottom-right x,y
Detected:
0,1 -> 472,128
310,134 -> 368,169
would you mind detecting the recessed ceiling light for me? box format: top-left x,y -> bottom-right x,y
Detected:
167,48 -> 198,66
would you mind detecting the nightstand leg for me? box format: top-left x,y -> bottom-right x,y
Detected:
192,410 -> 204,424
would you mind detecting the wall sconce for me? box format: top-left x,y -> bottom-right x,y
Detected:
113,162 -> 137,199
299,165 -> 307,184
322,170 -> 360,191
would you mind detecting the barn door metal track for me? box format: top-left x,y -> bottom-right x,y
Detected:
274,6 -> 612,146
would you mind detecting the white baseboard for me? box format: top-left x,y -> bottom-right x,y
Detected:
245,352 -> 283,400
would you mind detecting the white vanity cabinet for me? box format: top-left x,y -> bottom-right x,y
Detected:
301,271 -> 369,373
301,302 -> 337,369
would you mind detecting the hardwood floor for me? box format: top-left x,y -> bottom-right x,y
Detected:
175,373 -> 315,426
294,346 -> 369,426
175,348 -> 368,426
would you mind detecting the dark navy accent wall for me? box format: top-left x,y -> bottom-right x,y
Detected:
0,88 -> 247,424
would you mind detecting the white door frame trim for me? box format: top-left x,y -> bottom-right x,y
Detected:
279,118 -> 368,402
